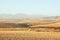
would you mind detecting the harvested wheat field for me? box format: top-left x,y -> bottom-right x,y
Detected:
0,31 -> 60,40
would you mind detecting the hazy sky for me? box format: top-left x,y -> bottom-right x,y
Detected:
0,0 -> 60,16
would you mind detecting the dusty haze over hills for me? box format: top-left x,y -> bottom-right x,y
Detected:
0,13 -> 60,20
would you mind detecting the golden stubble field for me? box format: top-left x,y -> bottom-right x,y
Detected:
0,20 -> 60,40
0,31 -> 60,40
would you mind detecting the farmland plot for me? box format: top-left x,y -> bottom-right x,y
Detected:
0,31 -> 60,40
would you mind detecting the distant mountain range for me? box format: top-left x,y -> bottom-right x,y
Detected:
0,13 -> 60,21
0,13 -> 30,19
0,13 -> 45,19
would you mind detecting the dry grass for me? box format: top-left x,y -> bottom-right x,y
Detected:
0,31 -> 60,40
0,20 -> 60,40
0,28 -> 29,31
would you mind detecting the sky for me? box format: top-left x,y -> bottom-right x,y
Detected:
0,0 -> 60,16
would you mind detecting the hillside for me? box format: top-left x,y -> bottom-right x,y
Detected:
0,19 -> 60,28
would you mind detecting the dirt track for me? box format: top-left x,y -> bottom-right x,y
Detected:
0,31 -> 60,40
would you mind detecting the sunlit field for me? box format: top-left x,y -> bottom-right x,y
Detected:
0,31 -> 60,40
0,20 -> 60,40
